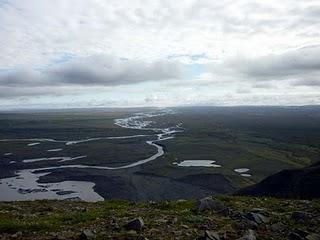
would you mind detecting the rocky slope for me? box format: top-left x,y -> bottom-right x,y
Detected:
236,162 -> 320,199
0,196 -> 319,240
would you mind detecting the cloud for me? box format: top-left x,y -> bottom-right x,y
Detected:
224,45 -> 320,80
0,86 -> 54,98
0,0 -> 320,107
51,56 -> 183,86
251,83 -> 276,89
205,45 -> 320,89
0,55 -> 184,98
291,78 -> 320,87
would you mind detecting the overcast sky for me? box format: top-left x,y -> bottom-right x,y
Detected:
0,0 -> 319,109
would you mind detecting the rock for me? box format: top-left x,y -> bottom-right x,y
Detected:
78,229 -> 95,240
237,229 -> 256,240
288,232 -> 303,240
11,231 -> 22,238
250,208 -> 266,213
244,212 -> 269,224
234,219 -> 258,230
124,217 -> 144,231
126,230 -> 138,236
245,220 -> 258,230
288,230 -> 309,240
250,208 -> 270,216
204,230 -> 221,240
180,224 -> 189,229
195,197 -> 227,214
168,217 -> 178,224
173,230 -> 182,236
270,222 -> 286,232
291,211 -> 309,221
306,233 -> 320,240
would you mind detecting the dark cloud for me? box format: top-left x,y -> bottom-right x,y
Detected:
213,45 -> 320,86
252,83 -> 275,89
0,56 -> 184,98
0,69 -> 44,87
51,56 -> 183,86
0,86 -> 55,98
291,78 -> 320,87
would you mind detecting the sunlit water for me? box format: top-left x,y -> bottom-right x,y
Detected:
173,160 -> 222,167
0,170 -> 103,201
234,168 -> 252,177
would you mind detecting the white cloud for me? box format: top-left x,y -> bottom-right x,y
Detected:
0,0 -> 319,108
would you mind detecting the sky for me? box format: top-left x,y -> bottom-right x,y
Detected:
0,0 -> 320,109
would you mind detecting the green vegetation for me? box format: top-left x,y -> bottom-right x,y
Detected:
0,196 -> 319,239
151,107 -> 320,186
1,106 -> 320,200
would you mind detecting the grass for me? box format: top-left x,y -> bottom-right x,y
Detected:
0,196 -> 319,239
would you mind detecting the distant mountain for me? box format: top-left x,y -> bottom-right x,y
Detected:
236,162 -> 320,199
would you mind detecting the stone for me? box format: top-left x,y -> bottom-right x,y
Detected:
270,222 -> 286,232
244,212 -> 269,224
288,232 -> 303,240
250,208 -> 266,213
180,224 -> 189,229
246,220 -> 258,230
169,217 -> 178,224
306,233 -> 320,240
173,230 -> 182,236
124,217 -> 144,231
204,230 -> 221,240
195,197 -> 227,214
291,211 -> 309,221
237,229 -> 256,240
78,229 -> 95,240
11,231 -> 22,239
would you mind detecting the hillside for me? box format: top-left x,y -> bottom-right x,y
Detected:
0,196 -> 319,240
236,162 -> 320,199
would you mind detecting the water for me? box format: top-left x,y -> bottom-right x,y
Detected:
234,168 -> 252,177
234,168 -> 250,173
27,142 -> 40,146
173,160 -> 222,167
0,169 -> 103,201
0,109 -> 182,201
47,149 -> 63,152
240,174 -> 252,177
22,156 -> 87,163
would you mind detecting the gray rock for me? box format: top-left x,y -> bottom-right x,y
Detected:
204,230 -> 221,240
195,197 -> 227,214
270,222 -> 286,232
244,212 -> 269,224
250,208 -> 265,212
11,231 -> 22,239
245,220 -> 259,230
291,211 -> 309,221
78,229 -> 95,240
250,208 -> 269,216
288,232 -> 303,240
235,219 -> 258,230
306,233 -> 320,240
237,229 -> 256,240
124,217 -> 144,231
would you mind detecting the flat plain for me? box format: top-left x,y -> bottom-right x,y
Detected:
0,106 -> 319,201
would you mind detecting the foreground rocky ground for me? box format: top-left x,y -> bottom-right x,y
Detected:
0,196 -> 319,240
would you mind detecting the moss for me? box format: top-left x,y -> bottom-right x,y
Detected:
0,196 -> 319,239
